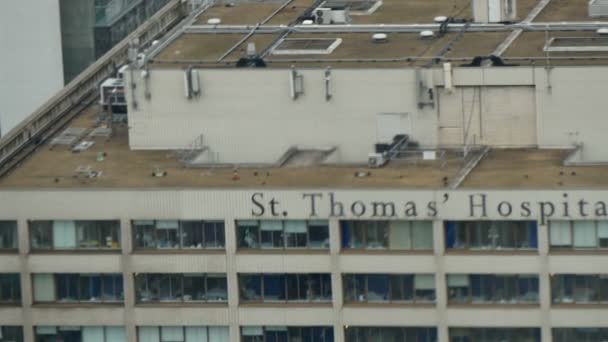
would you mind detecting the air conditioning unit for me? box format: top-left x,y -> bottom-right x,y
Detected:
331,9 -> 351,24
368,152 -> 387,168
314,7 -> 333,24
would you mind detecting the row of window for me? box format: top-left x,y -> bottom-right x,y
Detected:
3,326 -> 605,342
3,219 -> 608,252
8,273 -> 608,306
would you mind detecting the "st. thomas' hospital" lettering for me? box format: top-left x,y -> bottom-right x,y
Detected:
250,192 -> 608,224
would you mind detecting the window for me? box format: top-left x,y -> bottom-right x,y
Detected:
449,328 -> 541,342
0,221 -> 17,251
553,328 -> 608,342
241,326 -> 333,342
137,326 -> 229,342
447,274 -> 539,304
341,221 -> 432,251
344,327 -> 437,342
35,326 -> 125,342
549,220 -> 608,250
239,273 -> 332,304
133,220 -> 225,250
0,274 -> 20,304
551,274 -> 608,304
445,221 -> 537,251
32,273 -> 123,303
0,326 -> 23,342
271,38 -> 342,55
135,273 -> 227,303
29,220 -> 120,250
343,274 -> 435,304
237,220 -> 329,250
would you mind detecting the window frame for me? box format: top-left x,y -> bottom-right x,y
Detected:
445,220 -> 538,252
132,220 -> 226,252
0,221 -> 18,252
549,220 -> 608,251
134,273 -> 228,305
239,273 -> 332,305
343,274 -> 435,305
32,273 -> 123,305
447,274 -> 539,305
0,273 -> 22,305
551,274 -> 608,305
236,220 -> 330,251
28,220 -> 121,252
341,220 -> 433,252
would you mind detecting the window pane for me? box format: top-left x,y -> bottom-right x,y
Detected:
414,275 -> 435,302
56,274 -> 79,302
161,327 -> 184,342
389,221 -> 411,250
263,275 -> 285,301
159,274 -> 181,301
205,222 -> 225,248
240,274 -> 262,301
308,221 -> 329,248
447,275 -> 470,303
238,221 -> 259,249
344,274 -> 365,302
309,274 -> 332,302
573,221 -> 596,248
134,221 -> 156,248
260,221 -> 283,249
390,275 -> 413,301
181,221 -> 204,249
207,275 -> 228,302
366,222 -> 388,249
0,221 -> 17,249
412,222 -> 433,250
53,221 -> 77,249
156,221 -> 179,249
31,221 -> 53,249
550,221 -> 572,247
138,327 -> 160,342
0,273 -> 21,302
285,221 -> 307,248
367,275 -> 389,302
183,274 -> 206,302
185,327 -> 208,342
33,274 -> 55,302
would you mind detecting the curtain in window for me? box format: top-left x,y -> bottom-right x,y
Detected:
284,221 -> 307,233
185,327 -> 208,342
53,220 -> 76,248
598,222 -> 608,239
389,221 -> 410,250
82,327 -> 104,342
414,275 -> 435,290
33,274 -> 55,302
36,326 -> 58,335
445,222 -> 456,248
412,222 -> 433,249
106,327 -> 126,342
574,221 -> 596,247
156,221 -> 179,229
242,326 -> 263,336
161,327 -> 184,342
138,327 -> 160,342
260,221 -> 282,231
528,222 -> 538,248
448,275 -> 470,287
208,327 -> 229,342
550,221 -> 572,246
341,222 -> 351,248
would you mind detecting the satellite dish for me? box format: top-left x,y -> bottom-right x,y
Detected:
207,18 -> 221,25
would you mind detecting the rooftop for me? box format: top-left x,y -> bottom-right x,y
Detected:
143,0 -> 608,68
2,103 -> 608,190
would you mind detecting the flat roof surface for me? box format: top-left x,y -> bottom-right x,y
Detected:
195,0 -> 314,25
347,0 -> 473,24
535,0 -> 598,22
3,104 -> 608,190
503,31 -> 608,66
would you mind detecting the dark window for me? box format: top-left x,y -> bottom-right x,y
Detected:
345,327 -> 437,342
239,274 -> 332,303
449,328 -> 540,342
551,274 -> 608,304
0,221 -> 17,250
447,274 -> 539,304
35,326 -> 125,342
0,274 -> 21,304
135,273 -> 227,304
237,220 -> 329,250
241,326 -> 334,342
553,328 -> 608,342
341,221 -> 433,251
0,326 -> 23,342
343,274 -> 434,304
445,221 -> 538,251
33,273 -> 122,303
133,220 -> 225,250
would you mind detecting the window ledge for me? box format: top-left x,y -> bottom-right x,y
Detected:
237,249 -> 329,255
445,250 -> 538,255
239,302 -> 333,308
343,302 -> 435,308
29,249 -> 122,254
135,302 -> 228,307
552,303 -> 608,308
340,249 -> 433,255
32,302 -> 124,308
549,249 -> 608,255
132,249 -> 226,254
448,303 -> 540,308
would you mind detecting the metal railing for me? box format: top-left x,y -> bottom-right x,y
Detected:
0,0 -> 186,177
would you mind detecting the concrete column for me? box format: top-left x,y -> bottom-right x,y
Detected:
433,219 -> 448,342
329,218 -> 344,342
224,219 -> 240,342
537,223 -> 552,342
120,217 -> 137,342
17,218 -> 34,342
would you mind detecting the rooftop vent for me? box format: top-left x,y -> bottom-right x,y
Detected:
434,15 -> 448,23
371,33 -> 388,43
324,0 -> 383,15
419,30 -> 435,39
302,19 -> 314,24
589,0 -> 608,17
207,18 -> 221,25
472,0 -> 516,23
598,28 -> 608,35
